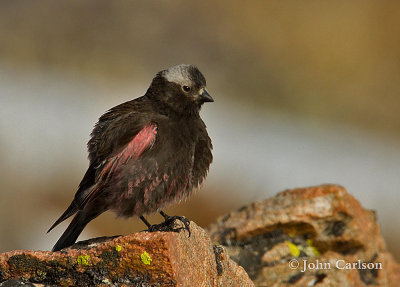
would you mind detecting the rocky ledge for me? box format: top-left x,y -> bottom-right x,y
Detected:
208,184 -> 400,286
1,184 -> 399,286
0,221 -> 252,287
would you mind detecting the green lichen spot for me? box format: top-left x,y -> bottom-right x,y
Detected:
76,255 -> 90,266
115,245 -> 122,252
140,251 -> 152,265
286,241 -> 300,258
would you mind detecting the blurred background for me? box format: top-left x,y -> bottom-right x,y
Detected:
1,1 -> 400,261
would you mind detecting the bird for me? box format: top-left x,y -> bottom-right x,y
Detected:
48,64 -> 213,251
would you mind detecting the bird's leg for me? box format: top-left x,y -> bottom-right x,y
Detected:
140,216 -> 152,228
159,211 -> 191,237
141,211 -> 191,237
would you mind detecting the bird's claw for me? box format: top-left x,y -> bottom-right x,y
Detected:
148,215 -> 191,237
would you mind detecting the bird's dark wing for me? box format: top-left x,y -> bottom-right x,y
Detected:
87,122 -> 158,201
48,98 -> 157,232
88,96 -> 154,165
47,163 -> 97,233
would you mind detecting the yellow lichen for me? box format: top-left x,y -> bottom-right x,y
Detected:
305,239 -> 320,256
76,255 -> 90,266
140,251 -> 152,265
286,241 -> 300,258
115,245 -> 122,252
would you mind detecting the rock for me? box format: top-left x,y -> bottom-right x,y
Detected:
3,184 -> 399,286
207,184 -> 400,286
0,222 -> 253,287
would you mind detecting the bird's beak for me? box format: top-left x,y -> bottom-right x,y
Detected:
198,88 -> 214,103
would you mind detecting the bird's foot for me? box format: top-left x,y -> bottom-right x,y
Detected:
140,212 -> 191,237
159,211 -> 191,237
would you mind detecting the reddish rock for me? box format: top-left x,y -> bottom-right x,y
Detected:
3,185 -> 399,286
0,222 -> 253,287
207,184 -> 400,286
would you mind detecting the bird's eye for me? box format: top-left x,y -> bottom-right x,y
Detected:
182,86 -> 191,92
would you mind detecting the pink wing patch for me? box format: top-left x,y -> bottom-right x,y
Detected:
125,123 -> 158,159
99,123 -> 158,180
83,123 -> 157,204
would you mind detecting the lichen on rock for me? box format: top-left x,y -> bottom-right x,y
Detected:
207,184 -> 400,286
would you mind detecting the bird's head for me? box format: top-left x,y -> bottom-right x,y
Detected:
148,64 -> 213,115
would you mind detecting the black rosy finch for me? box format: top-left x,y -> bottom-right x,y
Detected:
48,64 -> 213,251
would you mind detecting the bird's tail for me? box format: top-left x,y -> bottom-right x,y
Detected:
51,211 -> 90,252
